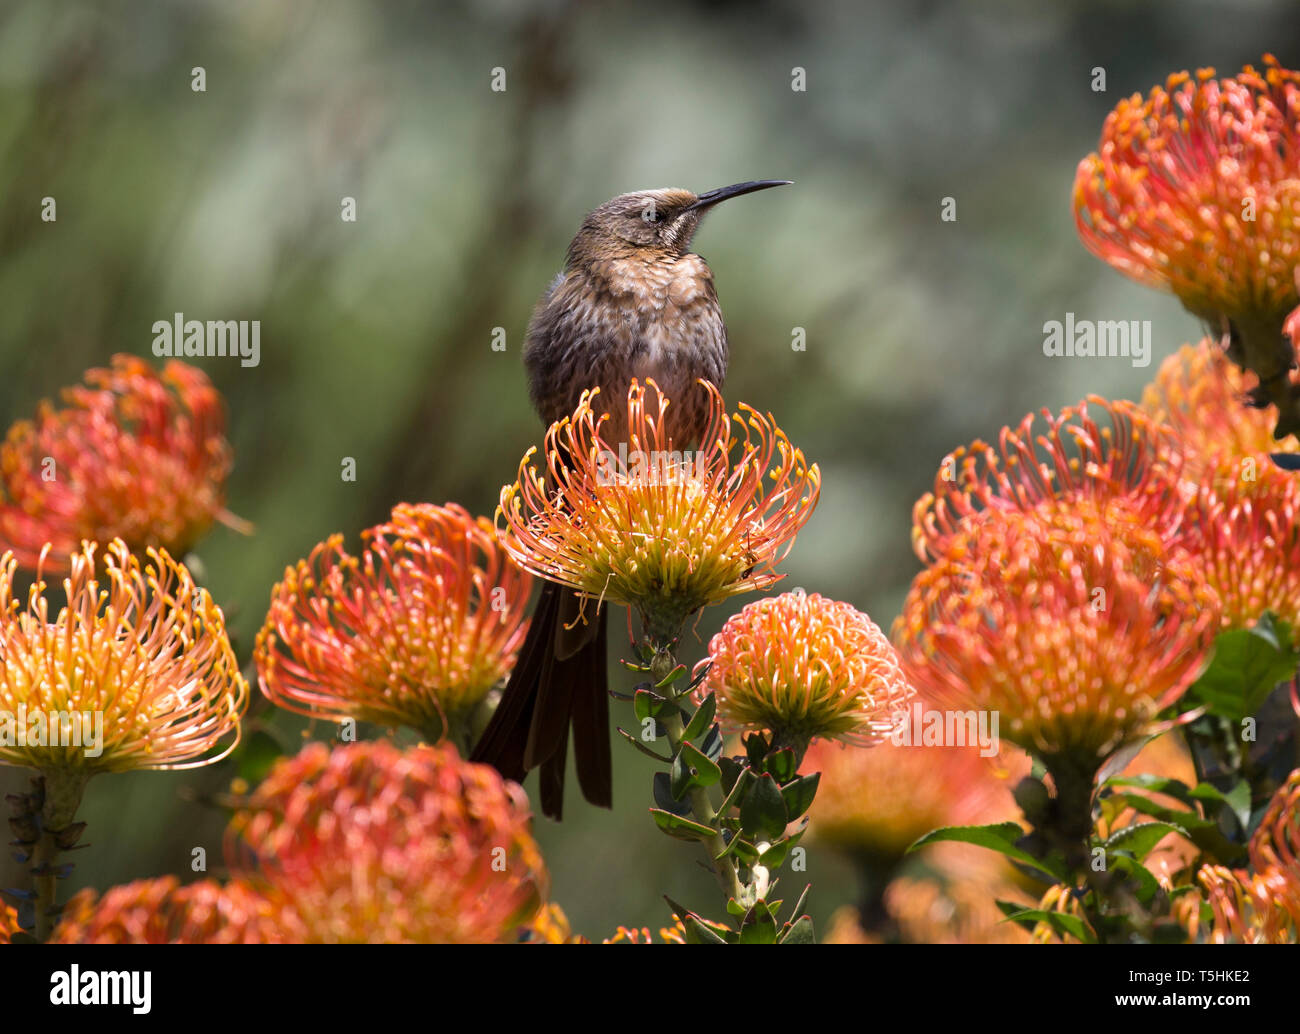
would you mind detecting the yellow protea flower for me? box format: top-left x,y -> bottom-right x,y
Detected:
498,379 -> 820,641
0,539 -> 248,780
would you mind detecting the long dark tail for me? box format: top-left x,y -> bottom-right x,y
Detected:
471,579 -> 610,820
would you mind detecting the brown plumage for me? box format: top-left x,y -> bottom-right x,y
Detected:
472,180 -> 790,819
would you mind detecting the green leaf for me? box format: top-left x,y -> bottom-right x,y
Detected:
1107,855 -> 1162,906
739,773 -> 788,840
756,828 -> 805,869
1102,820 -> 1189,863
744,733 -> 769,766
1185,615 -> 1300,722
779,772 -> 819,820
1109,792 -> 1246,866
908,822 -> 1065,882
765,748 -> 797,783
634,688 -> 676,723
682,915 -> 729,944
649,808 -> 716,841
681,693 -> 717,743
777,915 -> 815,944
1189,780 -> 1251,830
652,772 -> 692,816
700,725 -> 724,762
717,765 -> 754,814
784,884 -> 812,926
740,902 -> 778,944
654,664 -> 689,691
1000,908 -> 1096,944
680,741 -> 721,787
615,726 -> 671,763
1103,774 -> 1193,801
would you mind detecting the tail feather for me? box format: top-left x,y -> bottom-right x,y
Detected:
471,579 -> 611,820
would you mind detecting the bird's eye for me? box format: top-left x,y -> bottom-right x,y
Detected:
639,202 -> 664,225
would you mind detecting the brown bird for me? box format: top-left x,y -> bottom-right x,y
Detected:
471,180 -> 791,819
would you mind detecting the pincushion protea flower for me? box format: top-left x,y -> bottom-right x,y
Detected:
1181,461 -> 1300,639
498,379 -> 819,641
0,355 -> 245,573
1141,338 -> 1300,478
0,540 -> 248,781
51,877 -> 289,945
226,741 -> 547,943
895,507 -> 1220,771
255,503 -> 530,744
694,591 -> 912,755
912,397 -> 1186,565
1074,57 -> 1300,437
1188,768 -> 1300,943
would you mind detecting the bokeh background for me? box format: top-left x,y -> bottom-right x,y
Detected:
2,0 -> 1298,940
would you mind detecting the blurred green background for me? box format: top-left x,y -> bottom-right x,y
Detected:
2,0 -> 1297,940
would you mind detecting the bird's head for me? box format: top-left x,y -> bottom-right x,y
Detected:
568,180 -> 791,261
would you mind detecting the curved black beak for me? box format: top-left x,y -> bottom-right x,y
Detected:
687,179 -> 792,212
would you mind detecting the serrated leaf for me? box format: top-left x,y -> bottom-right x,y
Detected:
1109,792 -> 1245,866
908,822 -> 1065,881
649,808 -> 715,841
739,773 -> 788,840
681,693 -> 717,743
779,772 -> 819,820
1103,820 -> 1189,862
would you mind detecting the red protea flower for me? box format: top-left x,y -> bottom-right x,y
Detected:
895,506 -> 1220,772
1074,57 -> 1300,436
225,741 -> 547,943
1191,768 -> 1300,943
0,540 -> 248,781
911,397 -> 1186,565
498,379 -> 820,642
694,591 -> 913,755
255,503 -> 531,744
1141,338 -> 1300,478
50,877 -> 289,945
0,355 -> 244,573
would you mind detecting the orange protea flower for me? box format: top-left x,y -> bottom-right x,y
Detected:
0,540 -> 248,781
50,876 -> 289,945
519,903 -> 590,944
895,506 -> 1221,770
498,379 -> 820,641
255,503 -> 531,743
694,591 -> 912,752
1074,56 -> 1300,325
0,355 -> 244,573
1182,460 -> 1300,638
226,741 -> 547,943
803,732 -> 1019,861
1190,769 -> 1300,943
1074,57 -> 1300,436
912,397 -> 1186,565
1141,338 -> 1300,478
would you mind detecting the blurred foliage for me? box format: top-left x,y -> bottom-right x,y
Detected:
1,0 -> 1298,940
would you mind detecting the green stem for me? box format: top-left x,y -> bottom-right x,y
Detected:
33,769 -> 89,943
